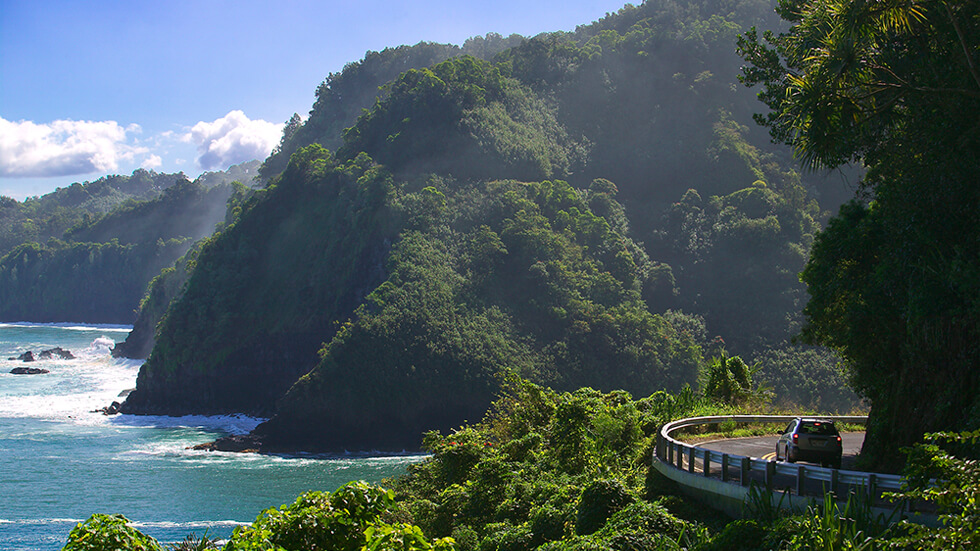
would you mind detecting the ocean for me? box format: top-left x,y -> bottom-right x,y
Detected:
0,323 -> 421,550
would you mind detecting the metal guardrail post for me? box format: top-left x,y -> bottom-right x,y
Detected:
830,469 -> 839,495
797,465 -> 806,496
740,457 -> 750,487
677,444 -> 684,469
688,447 -> 696,473
766,461 -> 775,493
721,453 -> 729,482
703,450 -> 711,477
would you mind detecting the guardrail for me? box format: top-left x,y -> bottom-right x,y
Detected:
652,415 -> 912,518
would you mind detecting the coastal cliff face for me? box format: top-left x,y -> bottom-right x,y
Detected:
122,149 -> 397,416
0,178 -> 242,325
121,332 -> 328,416
112,249 -> 196,360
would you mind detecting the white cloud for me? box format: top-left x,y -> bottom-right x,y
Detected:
141,154 -> 163,170
0,117 -> 153,178
184,110 -> 283,171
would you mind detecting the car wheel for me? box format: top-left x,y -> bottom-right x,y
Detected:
787,447 -> 797,463
832,459 -> 841,470
775,445 -> 782,461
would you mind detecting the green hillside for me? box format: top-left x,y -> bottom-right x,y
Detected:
0,163 -> 255,323
121,0 -> 860,450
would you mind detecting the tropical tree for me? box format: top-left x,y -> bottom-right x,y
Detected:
738,0 -> 980,469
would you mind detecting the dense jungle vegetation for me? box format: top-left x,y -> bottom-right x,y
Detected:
120,0 -> 865,450
65,379 -> 980,550
0,163 -> 255,323
34,0 -> 980,547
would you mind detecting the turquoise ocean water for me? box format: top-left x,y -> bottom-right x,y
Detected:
0,324 -> 419,550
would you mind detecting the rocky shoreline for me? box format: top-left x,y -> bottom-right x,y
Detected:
8,347 -> 75,362
191,434 -> 265,453
8,347 -> 75,375
11,366 -> 50,374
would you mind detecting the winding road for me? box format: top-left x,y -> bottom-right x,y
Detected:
685,432 -> 874,498
698,432 -> 866,470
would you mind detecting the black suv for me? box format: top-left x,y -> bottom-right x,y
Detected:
775,418 -> 842,469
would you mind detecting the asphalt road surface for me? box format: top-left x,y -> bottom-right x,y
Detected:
690,432 -> 871,498
698,432 -> 865,469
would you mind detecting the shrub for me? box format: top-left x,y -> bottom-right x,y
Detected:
529,504 -> 571,546
450,525 -> 479,551
61,514 -> 163,551
599,501 -> 686,541
477,522 -> 534,551
363,523 -> 456,551
700,519 -> 766,551
224,482 -> 393,551
575,479 -> 636,536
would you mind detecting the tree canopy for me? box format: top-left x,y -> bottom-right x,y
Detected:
739,0 -> 980,468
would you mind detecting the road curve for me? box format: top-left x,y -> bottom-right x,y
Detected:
698,432 -> 865,470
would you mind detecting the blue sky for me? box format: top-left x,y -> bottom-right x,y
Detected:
0,0 -> 630,199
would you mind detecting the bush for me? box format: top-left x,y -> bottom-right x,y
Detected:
62,514 -> 163,551
224,482 -> 393,551
700,519 -> 766,551
450,525 -> 479,551
539,501 -> 693,551
478,521 -> 534,551
575,479 -> 636,536
529,504 -> 571,546
600,501 -> 686,541
363,523 -> 456,551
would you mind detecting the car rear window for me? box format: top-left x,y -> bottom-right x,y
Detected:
799,421 -> 838,435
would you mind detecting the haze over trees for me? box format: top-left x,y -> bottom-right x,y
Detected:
0,162 -> 257,323
117,0 -> 865,450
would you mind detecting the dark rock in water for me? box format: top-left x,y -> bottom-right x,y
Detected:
8,348 -> 74,362
93,401 -> 123,415
38,347 -> 75,360
192,434 -> 263,453
10,367 -> 49,374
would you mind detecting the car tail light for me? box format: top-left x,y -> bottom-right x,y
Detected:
793,434 -> 798,444
837,435 -> 842,444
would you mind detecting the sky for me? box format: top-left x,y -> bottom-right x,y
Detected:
0,0 -> 631,200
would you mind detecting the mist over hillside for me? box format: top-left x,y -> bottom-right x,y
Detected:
0,161 -> 258,323
118,0 -> 862,450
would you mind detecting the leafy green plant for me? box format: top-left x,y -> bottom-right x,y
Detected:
781,491 -> 888,551
700,519 -> 767,551
224,482 -> 395,551
61,514 -> 163,551
168,532 -> 219,551
574,479 -> 636,536
886,430 -> 980,550
743,483 -> 794,525
363,523 -> 456,550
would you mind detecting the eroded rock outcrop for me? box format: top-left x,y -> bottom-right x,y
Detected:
8,348 -> 75,362
10,367 -> 49,375
39,347 -> 75,360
